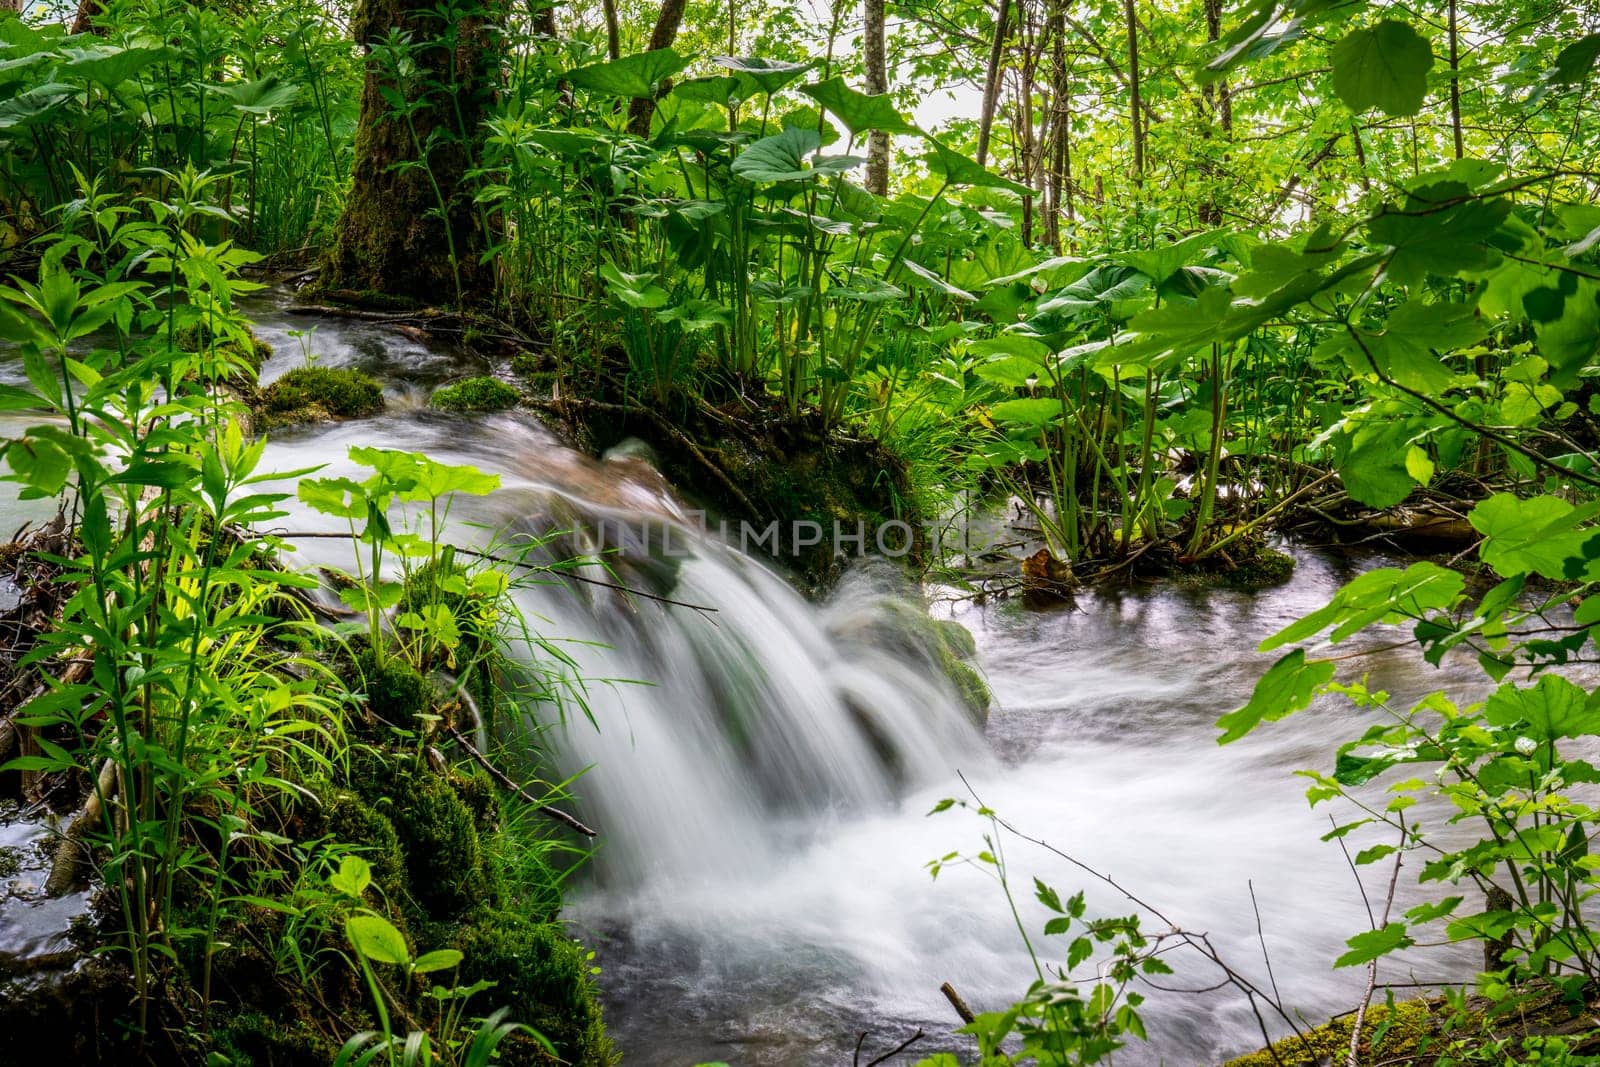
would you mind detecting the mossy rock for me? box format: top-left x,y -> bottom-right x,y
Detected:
1222,1000 -> 1437,1066
175,321 -> 271,381
319,791 -> 408,905
453,912 -> 615,1067
368,759 -> 497,921
258,366 -> 384,429
1221,545 -> 1295,591
431,376 -> 520,413
214,1010 -> 339,1066
355,650 -> 431,732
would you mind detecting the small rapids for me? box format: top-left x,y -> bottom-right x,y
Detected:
0,295 -> 1536,1063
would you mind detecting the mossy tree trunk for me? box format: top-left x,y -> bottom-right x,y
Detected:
324,0 -> 502,304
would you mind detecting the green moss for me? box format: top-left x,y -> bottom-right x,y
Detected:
431,375 -> 520,413
0,846 -> 20,879
453,913 -> 615,1067
319,791 -> 407,905
1222,545 -> 1296,591
382,765 -> 493,920
933,618 -> 978,659
259,366 -> 384,428
942,656 -> 992,723
1222,1000 -> 1437,1066
213,1006 -> 339,1064
355,651 -> 430,731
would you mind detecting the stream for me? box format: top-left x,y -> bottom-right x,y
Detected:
0,293 -> 1533,1064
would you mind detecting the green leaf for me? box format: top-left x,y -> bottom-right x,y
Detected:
1216,649 -> 1334,744
1331,21 -> 1434,117
1368,183 -> 1510,287
599,263 -> 671,309
799,76 -> 920,137
1334,922 -> 1413,967
211,75 -> 301,114
329,856 -> 373,898
1336,420 -> 1416,509
1336,300 -> 1484,393
1469,493 -> 1593,580
346,914 -> 410,965
412,949 -> 464,974
990,398 -> 1062,429
732,126 -> 823,183
565,48 -> 692,98
1262,562 -> 1465,650
924,139 -> 1031,195
1550,34 -> 1600,85
713,55 -> 814,95
1484,675 -> 1598,740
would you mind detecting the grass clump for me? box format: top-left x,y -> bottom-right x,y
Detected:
431,376 -> 520,413
258,366 -> 384,428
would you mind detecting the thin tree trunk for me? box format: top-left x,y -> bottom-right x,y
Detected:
863,0 -> 889,195
601,0 -> 621,59
1448,0 -> 1464,159
1122,0 -> 1143,183
1046,0 -> 1071,249
976,0 -> 1010,168
1198,0 -> 1231,225
626,0 -> 690,136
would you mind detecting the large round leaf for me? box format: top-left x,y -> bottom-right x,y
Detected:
565,48 -> 692,98
1330,20 -> 1434,117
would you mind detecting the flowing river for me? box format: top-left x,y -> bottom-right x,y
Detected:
1,293 -> 1521,1064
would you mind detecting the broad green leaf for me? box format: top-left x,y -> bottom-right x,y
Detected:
59,43 -> 166,89
1333,299 -> 1484,393
211,75 -> 301,114
1331,21 -> 1433,117
732,126 -> 823,183
990,398 -> 1062,429
713,55 -> 814,95
412,949 -> 464,974
1468,493 -> 1593,580
565,48 -> 691,98
924,139 -> 1031,195
800,76 -> 920,137
1336,420 -> 1416,509
1216,649 -> 1334,744
1368,183 -> 1510,287
1550,34 -> 1600,85
346,914 -> 410,966
1484,675 -> 1598,740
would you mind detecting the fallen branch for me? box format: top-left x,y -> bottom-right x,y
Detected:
444,725 -> 596,838
864,1028 -> 925,1067
940,981 -> 976,1025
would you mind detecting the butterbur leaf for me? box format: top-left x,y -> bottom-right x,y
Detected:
799,76 -> 920,136
1335,922 -> 1413,967
732,127 -> 823,183
565,48 -> 692,98
1331,21 -> 1433,117
924,139 -> 1031,195
346,914 -> 409,965
1261,562 -> 1463,650
1216,649 -> 1334,744
714,56 -> 814,95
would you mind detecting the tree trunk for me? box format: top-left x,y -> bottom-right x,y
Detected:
71,0 -> 105,33
600,0 -> 621,59
323,0 -> 501,304
976,0 -> 1010,167
1448,0 -> 1463,160
1122,0 -> 1143,184
863,0 -> 889,194
1045,0 -> 1071,249
626,0 -> 689,136
1198,0 -> 1230,225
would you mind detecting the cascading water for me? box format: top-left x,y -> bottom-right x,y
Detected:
1,297 -> 1527,1064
